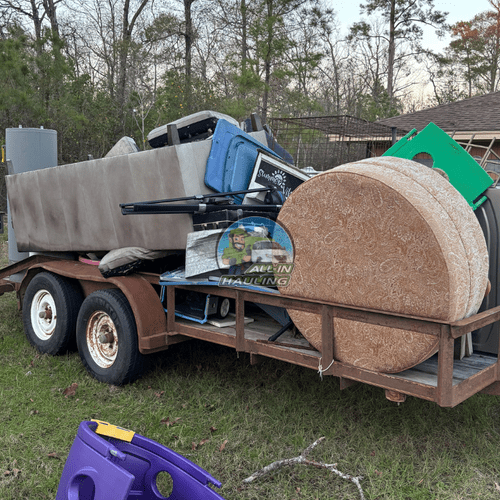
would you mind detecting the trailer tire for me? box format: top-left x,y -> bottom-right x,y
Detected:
22,272 -> 83,355
76,289 -> 144,385
216,297 -> 231,319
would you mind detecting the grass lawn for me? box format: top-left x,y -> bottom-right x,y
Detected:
1,232 -> 500,499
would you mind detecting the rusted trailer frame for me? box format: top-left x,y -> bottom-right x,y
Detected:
1,256 -> 499,407
0,256 -> 173,354
163,284 -> 500,408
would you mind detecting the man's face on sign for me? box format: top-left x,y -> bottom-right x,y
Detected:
232,233 -> 246,250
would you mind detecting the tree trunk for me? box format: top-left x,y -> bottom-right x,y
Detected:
117,0 -> 131,110
261,0 -> 274,124
387,0 -> 396,107
467,48 -> 472,97
184,0 -> 196,112
492,14 -> 500,92
42,0 -> 59,37
117,0 -> 149,119
241,0 -> 247,71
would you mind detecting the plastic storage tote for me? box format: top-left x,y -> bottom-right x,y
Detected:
205,119 -> 281,203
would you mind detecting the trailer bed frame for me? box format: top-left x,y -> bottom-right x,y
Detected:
163,284 -> 500,407
1,256 -> 499,407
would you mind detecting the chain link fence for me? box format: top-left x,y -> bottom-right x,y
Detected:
269,115 -> 409,171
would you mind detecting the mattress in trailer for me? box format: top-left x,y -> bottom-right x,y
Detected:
6,140 -> 215,253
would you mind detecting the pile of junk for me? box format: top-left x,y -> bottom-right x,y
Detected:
6,111 -> 312,324
5,110 -> 500,361
7,111 -> 307,268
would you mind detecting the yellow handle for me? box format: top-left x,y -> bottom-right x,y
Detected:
91,419 -> 135,442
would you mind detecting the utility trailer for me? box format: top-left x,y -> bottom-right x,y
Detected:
1,254 -> 500,407
3,116 -> 500,407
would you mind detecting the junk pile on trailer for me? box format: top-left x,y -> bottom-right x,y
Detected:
2,111 -> 500,407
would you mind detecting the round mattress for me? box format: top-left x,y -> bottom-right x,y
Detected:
277,158 -> 489,373
353,157 -> 489,317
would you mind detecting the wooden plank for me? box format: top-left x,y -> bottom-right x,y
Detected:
245,316 -> 284,337
320,305 -> 335,377
451,305 -> 500,337
248,341 -> 321,370
393,353 -> 497,390
328,363 -> 438,402
166,286 -> 175,333
262,344 -> 320,357
404,354 -> 496,383
450,355 -> 497,378
392,369 -> 441,387
156,283 -> 500,406
173,322 -> 237,348
172,315 -> 318,358
200,311 -> 315,350
195,313 -> 310,348
235,291 -> 246,352
452,364 -> 498,406
255,339 -> 317,351
437,325 -> 454,407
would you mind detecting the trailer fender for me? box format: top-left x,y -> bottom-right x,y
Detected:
108,274 -> 168,354
19,260 -> 168,354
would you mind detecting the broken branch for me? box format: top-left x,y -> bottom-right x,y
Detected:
243,437 -> 365,500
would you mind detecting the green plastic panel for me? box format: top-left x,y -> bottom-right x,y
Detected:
382,122 -> 493,210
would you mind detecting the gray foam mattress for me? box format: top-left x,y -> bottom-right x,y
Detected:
6,140 -> 215,252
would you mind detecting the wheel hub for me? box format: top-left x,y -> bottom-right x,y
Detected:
219,298 -> 230,318
30,289 -> 57,340
86,311 -> 118,368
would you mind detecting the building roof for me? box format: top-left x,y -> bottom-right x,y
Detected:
377,91 -> 500,138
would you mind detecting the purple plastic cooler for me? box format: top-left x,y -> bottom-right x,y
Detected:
56,420 -> 225,500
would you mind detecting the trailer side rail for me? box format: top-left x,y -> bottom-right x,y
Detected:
2,257 -> 499,407
163,284 -> 500,407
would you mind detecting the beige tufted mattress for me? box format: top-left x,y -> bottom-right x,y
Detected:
277,157 -> 489,373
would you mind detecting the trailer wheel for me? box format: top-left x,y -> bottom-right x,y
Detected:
22,272 -> 83,355
217,297 -> 231,319
76,289 -> 144,385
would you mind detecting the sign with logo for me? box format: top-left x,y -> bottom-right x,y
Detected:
217,216 -> 294,287
243,153 -> 310,204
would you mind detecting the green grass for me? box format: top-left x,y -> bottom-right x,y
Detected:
1,231 -> 500,498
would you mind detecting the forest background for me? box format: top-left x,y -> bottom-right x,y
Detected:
1,0 -> 500,163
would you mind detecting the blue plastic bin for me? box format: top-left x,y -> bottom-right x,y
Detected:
56,420 -> 225,500
205,119 -> 281,203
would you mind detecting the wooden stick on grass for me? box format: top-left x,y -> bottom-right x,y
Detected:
243,437 -> 365,500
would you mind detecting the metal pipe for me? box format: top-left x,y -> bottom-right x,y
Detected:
122,203 -> 282,215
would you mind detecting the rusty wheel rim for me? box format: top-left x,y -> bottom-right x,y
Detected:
31,289 -> 57,340
86,311 -> 118,368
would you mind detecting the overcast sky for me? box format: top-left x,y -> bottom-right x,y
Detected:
330,0 -> 494,51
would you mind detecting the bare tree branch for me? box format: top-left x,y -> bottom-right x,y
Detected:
243,437 -> 365,500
